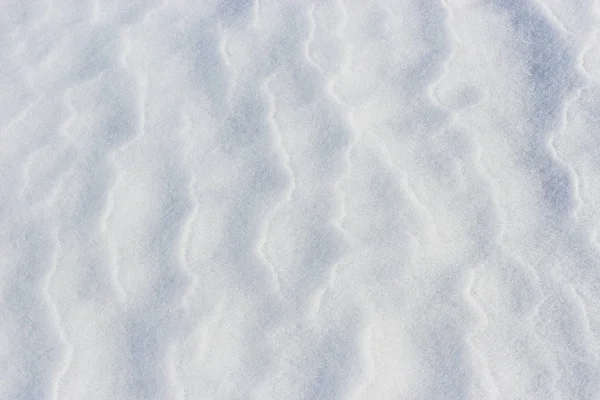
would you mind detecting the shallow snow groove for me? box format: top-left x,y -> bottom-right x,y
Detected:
4,0 -> 600,399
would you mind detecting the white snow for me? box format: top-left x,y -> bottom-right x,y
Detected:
3,0 -> 600,399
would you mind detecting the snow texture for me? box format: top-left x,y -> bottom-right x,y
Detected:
2,0 -> 600,399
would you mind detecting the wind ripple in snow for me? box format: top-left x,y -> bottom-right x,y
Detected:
3,0 -> 600,399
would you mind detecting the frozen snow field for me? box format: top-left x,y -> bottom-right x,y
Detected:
3,0 -> 600,398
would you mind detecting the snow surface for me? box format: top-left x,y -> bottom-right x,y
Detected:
3,0 -> 600,398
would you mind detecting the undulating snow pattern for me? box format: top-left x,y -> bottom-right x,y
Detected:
3,0 -> 600,398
